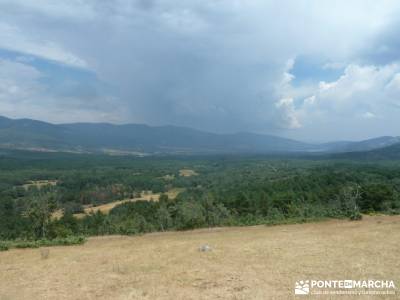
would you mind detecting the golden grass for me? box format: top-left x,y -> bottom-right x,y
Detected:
1,215 -> 399,299
72,189 -> 184,218
22,180 -> 58,190
179,169 -> 198,177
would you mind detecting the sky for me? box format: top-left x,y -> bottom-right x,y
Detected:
1,0 -> 400,142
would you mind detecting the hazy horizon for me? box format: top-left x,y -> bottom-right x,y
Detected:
2,113 -> 397,144
1,1 -> 400,141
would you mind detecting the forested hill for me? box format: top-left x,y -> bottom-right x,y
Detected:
332,142 -> 400,160
0,116 -> 398,155
0,116 -> 311,154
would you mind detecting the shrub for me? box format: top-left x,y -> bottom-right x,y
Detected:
14,240 -> 40,248
0,242 -> 9,251
349,211 -> 363,221
48,223 -> 74,239
39,236 -> 86,246
6,236 -> 86,250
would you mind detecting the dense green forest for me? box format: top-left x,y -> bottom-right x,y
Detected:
0,150 -> 399,249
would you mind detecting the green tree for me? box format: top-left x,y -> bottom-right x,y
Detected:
159,193 -> 169,204
201,194 -> 230,227
175,200 -> 206,230
360,184 -> 394,212
156,203 -> 172,231
25,192 -> 58,239
339,185 -> 362,220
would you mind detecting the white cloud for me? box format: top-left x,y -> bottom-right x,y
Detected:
0,59 -> 43,104
275,98 -> 301,129
385,73 -> 400,94
361,111 -> 377,119
0,23 -> 88,69
284,63 -> 400,140
0,58 -> 126,123
304,64 -> 399,113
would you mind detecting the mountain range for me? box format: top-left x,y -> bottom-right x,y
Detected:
0,116 -> 399,155
332,141 -> 400,160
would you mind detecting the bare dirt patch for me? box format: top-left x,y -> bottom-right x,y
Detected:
1,215 -> 399,299
179,169 -> 198,177
73,189 -> 184,218
22,180 -> 58,190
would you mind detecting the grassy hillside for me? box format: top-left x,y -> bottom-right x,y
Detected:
0,215 -> 398,299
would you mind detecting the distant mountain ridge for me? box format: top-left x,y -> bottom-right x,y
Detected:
317,136 -> 400,153
0,116 -> 311,154
0,116 -> 398,155
332,142 -> 400,160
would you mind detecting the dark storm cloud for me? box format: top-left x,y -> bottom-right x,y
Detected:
1,0 -> 400,140
362,20 -> 400,65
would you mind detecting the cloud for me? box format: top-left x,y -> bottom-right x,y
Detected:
323,62 -> 347,70
287,63 -> 400,140
361,112 -> 377,119
0,0 -> 96,20
362,18 -> 400,65
1,1 -> 400,140
275,98 -> 301,129
302,64 -> 399,114
0,58 -> 126,123
386,73 -> 400,95
0,23 -> 88,69
0,59 -> 43,104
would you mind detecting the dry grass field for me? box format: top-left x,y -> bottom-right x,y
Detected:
0,215 -> 399,299
22,180 -> 58,190
179,169 -> 198,177
52,192 -> 171,220
67,189 -> 184,219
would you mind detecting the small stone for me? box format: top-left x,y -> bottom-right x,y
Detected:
199,244 -> 212,252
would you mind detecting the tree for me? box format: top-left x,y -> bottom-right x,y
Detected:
175,200 -> 206,230
0,197 -> 26,239
156,203 -> 172,231
339,185 -> 362,220
25,192 -> 58,239
360,184 -> 394,212
159,193 -> 169,204
201,194 -> 230,227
